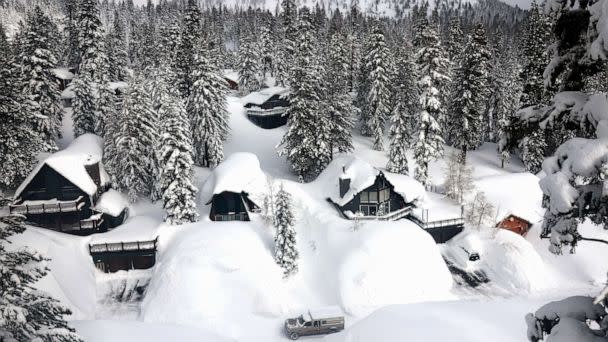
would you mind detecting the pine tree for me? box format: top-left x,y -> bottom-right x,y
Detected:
174,0 -> 202,98
107,10 -> 129,81
155,73 -> 199,225
187,50 -> 229,168
273,184 -> 299,278
387,41 -> 418,175
280,0 -> 298,83
95,78 -> 118,137
278,9 -> 331,181
520,128 -> 546,174
449,24 -> 491,160
20,6 -> 63,153
259,19 -> 274,77
71,75 -> 97,137
0,214 -> 82,342
114,76 -> 158,202
413,24 -> 450,186
76,0 -> 106,81
362,25 -> 393,150
238,36 -> 262,95
0,24 -> 39,189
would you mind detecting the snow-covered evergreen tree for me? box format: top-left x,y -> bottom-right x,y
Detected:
259,20 -> 274,78
519,128 -> 546,174
107,10 -> 129,81
413,24 -> 449,186
520,0 -> 551,107
187,49 -> 229,167
155,72 -> 199,225
449,24 -> 491,160
71,75 -> 97,137
280,0 -> 298,83
238,36 -> 262,95
114,75 -> 158,202
76,0 -> 106,81
0,23 -> 39,189
387,41 -> 417,175
174,0 -> 202,98
278,9 -> 331,181
0,214 -> 82,342
273,184 -> 299,278
20,6 -> 62,153
362,25 -> 393,150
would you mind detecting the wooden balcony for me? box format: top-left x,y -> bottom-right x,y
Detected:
351,206 -> 414,221
246,107 -> 287,117
214,212 -> 248,221
409,215 -> 465,229
9,196 -> 85,215
89,237 -> 158,255
60,215 -> 105,233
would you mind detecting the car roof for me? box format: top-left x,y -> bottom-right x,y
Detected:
307,306 -> 343,320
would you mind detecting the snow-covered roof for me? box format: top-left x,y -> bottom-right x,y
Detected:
474,173 -> 544,225
108,81 -> 128,92
93,189 -> 128,217
222,69 -> 239,83
326,156 -> 426,207
241,87 -> 289,106
51,67 -> 75,80
61,84 -> 75,99
200,153 -> 268,205
60,81 -> 129,100
14,134 -> 110,200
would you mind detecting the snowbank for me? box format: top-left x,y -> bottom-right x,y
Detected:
411,192 -> 463,222
338,221 -> 454,314
141,221 -> 288,340
14,133 -> 109,199
94,189 -> 129,217
475,172 -> 544,224
200,152 -> 268,205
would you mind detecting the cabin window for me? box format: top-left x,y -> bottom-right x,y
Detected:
359,204 -> 377,216
360,191 -> 369,203
369,191 -> 378,202
379,188 -> 389,202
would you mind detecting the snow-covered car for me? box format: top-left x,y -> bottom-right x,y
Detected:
284,307 -> 345,340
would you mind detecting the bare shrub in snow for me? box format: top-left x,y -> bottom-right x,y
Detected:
444,152 -> 475,203
465,192 -> 495,230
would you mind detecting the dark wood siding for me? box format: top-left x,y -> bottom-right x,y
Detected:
338,174 -> 407,216
246,113 -> 289,129
209,191 -> 251,221
19,165 -> 87,202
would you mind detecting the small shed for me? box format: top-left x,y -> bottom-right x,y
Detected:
242,87 -> 290,129
223,70 -> 239,91
201,153 -> 266,222
89,237 -> 158,273
496,214 -> 532,236
51,68 -> 75,91
325,157 -> 425,221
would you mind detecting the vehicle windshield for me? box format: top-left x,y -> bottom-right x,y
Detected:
297,315 -> 305,325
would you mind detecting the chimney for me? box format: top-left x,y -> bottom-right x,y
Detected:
339,178 -> 350,198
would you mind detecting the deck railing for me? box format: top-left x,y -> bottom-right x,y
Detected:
214,213 -> 248,221
246,107 -> 287,117
353,206 -> 413,221
9,196 -> 85,215
89,237 -> 158,254
409,215 -> 465,229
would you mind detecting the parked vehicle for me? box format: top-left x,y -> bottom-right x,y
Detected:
284,307 -> 345,340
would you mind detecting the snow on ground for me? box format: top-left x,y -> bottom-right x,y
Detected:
10,93 -> 608,341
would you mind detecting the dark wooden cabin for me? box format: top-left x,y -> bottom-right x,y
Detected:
207,191 -> 260,221
10,137 -> 127,235
496,214 -> 531,236
330,173 -> 413,220
244,88 -> 290,129
90,238 -> 157,273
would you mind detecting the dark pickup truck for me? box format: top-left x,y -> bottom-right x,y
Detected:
284,307 -> 345,340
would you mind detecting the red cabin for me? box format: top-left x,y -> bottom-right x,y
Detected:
496,214 -> 532,236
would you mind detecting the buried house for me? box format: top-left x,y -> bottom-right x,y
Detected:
201,153 -> 266,221
326,157 -> 426,221
242,87 -> 290,129
9,134 -> 128,235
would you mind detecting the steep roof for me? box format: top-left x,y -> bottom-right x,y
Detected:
241,87 -> 289,106
200,153 -> 268,205
325,156 -> 426,207
14,134 -> 110,199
